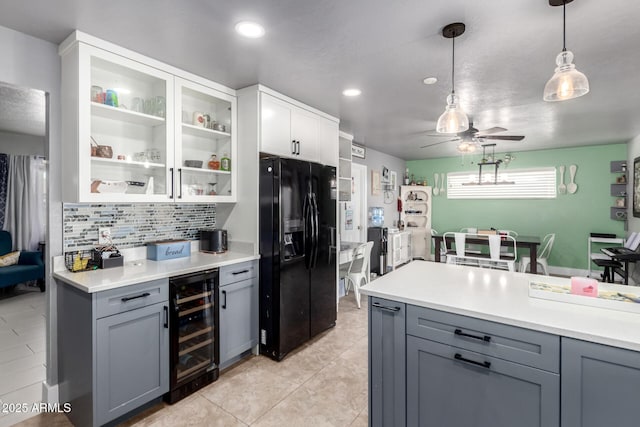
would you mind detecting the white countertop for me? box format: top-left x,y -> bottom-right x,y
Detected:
53,250 -> 259,293
360,261 -> 640,352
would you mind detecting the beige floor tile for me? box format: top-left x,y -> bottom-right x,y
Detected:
0,343 -> 34,365
7,412 -> 72,427
199,362 -> 299,424
127,394 -> 246,427
250,347 -> 330,386
0,365 -> 46,396
26,340 -> 46,354
303,357 -> 368,414
349,411 -> 368,427
0,352 -> 45,377
252,385 -> 360,427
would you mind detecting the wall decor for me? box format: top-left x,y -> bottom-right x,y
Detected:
634,157 -> 640,218
381,166 -> 390,183
390,171 -> 397,191
352,143 -> 366,159
371,170 -> 381,196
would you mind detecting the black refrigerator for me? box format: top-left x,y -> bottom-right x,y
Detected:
259,156 -> 337,361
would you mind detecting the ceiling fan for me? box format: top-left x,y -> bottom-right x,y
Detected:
420,121 -> 525,151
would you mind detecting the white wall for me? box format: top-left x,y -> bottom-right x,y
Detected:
0,131 -> 45,156
0,24 -> 62,395
352,146 -> 406,228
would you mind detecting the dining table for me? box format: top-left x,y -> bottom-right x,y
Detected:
339,241 -> 365,265
433,234 -> 542,274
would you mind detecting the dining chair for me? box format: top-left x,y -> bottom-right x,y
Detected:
459,227 -> 482,254
343,241 -> 374,309
485,234 -> 517,272
443,232 -> 479,267
519,233 -> 555,275
498,230 -> 518,257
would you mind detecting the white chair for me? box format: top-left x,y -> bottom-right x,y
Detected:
460,227 -> 482,254
344,241 -> 374,309
520,233 -> 555,275
485,234 -> 517,272
444,232 -> 479,267
498,230 -> 518,257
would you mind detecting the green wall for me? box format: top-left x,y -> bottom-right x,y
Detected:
407,143 -> 627,270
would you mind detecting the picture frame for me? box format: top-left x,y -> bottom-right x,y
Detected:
634,157 -> 640,218
381,166 -> 390,183
390,171 -> 397,190
371,170 -> 381,196
352,143 -> 366,159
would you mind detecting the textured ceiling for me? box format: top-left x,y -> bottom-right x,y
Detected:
0,0 -> 638,159
0,82 -> 46,136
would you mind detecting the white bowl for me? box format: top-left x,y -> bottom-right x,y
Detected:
95,180 -> 128,193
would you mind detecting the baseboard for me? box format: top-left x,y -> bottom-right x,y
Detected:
42,381 -> 58,404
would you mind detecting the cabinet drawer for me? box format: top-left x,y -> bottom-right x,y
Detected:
406,305 -> 559,373
95,279 -> 169,319
220,260 -> 257,285
407,335 -> 559,427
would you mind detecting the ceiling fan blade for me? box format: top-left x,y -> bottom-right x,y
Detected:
420,139 -> 458,148
479,135 -> 525,141
477,126 -> 507,135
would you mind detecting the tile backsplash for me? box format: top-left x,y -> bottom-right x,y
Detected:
63,204 -> 215,251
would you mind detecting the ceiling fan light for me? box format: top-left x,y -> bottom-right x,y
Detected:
436,93 -> 469,134
543,50 -> 589,101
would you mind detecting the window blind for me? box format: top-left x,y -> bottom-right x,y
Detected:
447,167 -> 557,199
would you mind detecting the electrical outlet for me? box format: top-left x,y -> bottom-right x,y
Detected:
98,228 -> 111,245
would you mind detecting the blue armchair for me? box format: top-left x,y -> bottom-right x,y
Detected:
0,231 -> 45,292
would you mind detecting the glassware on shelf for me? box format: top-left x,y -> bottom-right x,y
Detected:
220,153 -> 230,171
207,154 -> 220,170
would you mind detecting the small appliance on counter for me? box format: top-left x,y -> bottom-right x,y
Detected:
200,229 -> 228,254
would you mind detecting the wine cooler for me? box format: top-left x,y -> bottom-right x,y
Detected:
166,269 -> 219,403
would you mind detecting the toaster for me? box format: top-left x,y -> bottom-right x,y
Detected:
200,229 -> 228,254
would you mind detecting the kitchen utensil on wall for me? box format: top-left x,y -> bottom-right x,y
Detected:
433,173 -> 439,195
558,165 -> 567,194
440,173 -> 445,195
568,164 -> 578,194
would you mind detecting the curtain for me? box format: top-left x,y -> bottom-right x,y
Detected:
0,154 -> 8,229
3,155 -> 46,251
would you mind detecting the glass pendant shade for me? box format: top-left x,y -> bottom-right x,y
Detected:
543,50 -> 589,101
436,93 -> 469,134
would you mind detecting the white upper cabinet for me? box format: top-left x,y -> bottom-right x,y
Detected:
260,93 -> 293,158
290,107 -> 319,161
59,31 -> 237,203
317,118 -> 339,167
257,88 -> 338,165
175,78 -> 237,202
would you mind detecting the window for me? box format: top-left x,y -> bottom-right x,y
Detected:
447,167 -> 557,199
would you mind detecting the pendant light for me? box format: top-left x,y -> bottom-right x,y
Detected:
543,0 -> 589,101
436,23 -> 469,134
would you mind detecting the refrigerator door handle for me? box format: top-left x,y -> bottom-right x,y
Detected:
303,193 -> 311,269
311,193 -> 320,268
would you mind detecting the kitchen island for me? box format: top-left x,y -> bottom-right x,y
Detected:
361,261 -> 640,427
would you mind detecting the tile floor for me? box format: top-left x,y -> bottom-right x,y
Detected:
0,284 -> 47,427
14,294 -> 369,427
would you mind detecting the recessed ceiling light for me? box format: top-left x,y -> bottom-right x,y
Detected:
235,21 -> 265,38
423,77 -> 438,85
342,88 -> 361,97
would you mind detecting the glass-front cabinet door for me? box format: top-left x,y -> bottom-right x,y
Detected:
80,45 -> 174,202
175,78 -> 237,203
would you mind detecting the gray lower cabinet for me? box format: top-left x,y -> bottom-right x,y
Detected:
406,336 -> 559,427
368,297 -> 406,427
561,337 -> 640,427
219,261 -> 258,369
58,278 -> 169,427
96,302 -> 169,425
